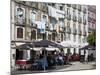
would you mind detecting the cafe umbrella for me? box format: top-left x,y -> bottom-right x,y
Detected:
32,40 -> 65,71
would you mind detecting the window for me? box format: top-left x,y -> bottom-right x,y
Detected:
48,34 -> 52,41
52,3 -> 56,7
16,7 -> 25,24
31,30 -> 36,40
16,49 -> 23,60
61,33 -> 63,41
52,33 -> 56,41
79,24 -> 81,31
73,10 -> 75,15
73,10 -> 76,21
67,48 -> 70,54
78,12 -> 81,22
17,28 -> 23,38
67,8 -> 71,20
67,22 -> 70,27
59,18 -> 64,27
50,17 -> 57,30
42,15 -> 47,23
37,29 -> 42,39
67,22 -> 71,33
59,5 -> 63,10
83,14 -> 86,24
73,48 -> 76,54
73,23 -> 76,29
79,35 -> 81,43
68,34 -> 70,40
84,25 -> 85,29
42,33 -> 46,40
67,8 -> 70,15
30,11 -> 36,26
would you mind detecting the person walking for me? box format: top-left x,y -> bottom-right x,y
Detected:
84,50 -> 88,64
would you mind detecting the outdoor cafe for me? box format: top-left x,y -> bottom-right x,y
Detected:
14,40 -> 66,71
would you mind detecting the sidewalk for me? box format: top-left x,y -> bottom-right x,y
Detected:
11,61 -> 96,75
56,61 -> 96,72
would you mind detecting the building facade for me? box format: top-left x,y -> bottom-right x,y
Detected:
11,0 -> 89,71
88,6 -> 96,33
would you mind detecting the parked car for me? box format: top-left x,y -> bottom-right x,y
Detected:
71,54 -> 80,61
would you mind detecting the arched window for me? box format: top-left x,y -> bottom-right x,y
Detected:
16,7 -> 25,24
17,28 -> 23,38
30,11 -> 36,26
67,22 -> 70,28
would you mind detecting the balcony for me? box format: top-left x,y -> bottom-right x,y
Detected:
78,30 -> 82,35
83,8 -> 87,13
67,4 -> 71,7
78,18 -> 82,23
46,25 -> 50,31
72,5 -> 77,9
67,14 -> 71,20
73,29 -> 77,35
83,31 -> 87,36
67,28 -> 71,34
78,5 -> 81,11
15,16 -> 26,25
73,16 -> 77,22
31,23 -> 37,28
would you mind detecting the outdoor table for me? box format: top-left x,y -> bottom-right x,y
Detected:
16,59 -> 28,70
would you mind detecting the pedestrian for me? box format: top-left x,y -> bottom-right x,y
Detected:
58,54 -> 64,65
84,50 -> 88,64
67,53 -> 72,65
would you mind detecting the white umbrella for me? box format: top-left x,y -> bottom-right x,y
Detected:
45,48 -> 59,51
60,41 -> 71,48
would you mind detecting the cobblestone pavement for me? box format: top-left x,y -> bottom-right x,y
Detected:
11,62 -> 96,75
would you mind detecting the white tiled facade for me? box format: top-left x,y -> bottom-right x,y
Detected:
11,0 -> 89,71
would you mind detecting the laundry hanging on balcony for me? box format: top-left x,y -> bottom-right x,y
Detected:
16,6 -> 25,24
48,6 -> 65,19
35,21 -> 46,33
